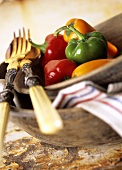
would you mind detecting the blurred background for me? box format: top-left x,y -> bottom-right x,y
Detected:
0,0 -> 122,63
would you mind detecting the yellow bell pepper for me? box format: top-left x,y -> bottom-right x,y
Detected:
72,59 -> 113,78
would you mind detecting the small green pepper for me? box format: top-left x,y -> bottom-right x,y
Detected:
55,24 -> 108,64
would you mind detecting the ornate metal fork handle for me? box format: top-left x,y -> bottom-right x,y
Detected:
0,68 -> 17,105
22,63 -> 41,88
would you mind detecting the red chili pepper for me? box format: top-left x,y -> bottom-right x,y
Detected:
44,59 -> 77,86
29,34 -> 67,67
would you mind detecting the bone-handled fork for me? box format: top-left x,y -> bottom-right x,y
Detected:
0,28 -> 31,159
19,28 -> 63,135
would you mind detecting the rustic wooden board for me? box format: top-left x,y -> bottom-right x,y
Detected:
9,106 -> 122,147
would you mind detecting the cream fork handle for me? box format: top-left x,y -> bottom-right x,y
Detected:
29,85 -> 63,134
0,102 -> 10,160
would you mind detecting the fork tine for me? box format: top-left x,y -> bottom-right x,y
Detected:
10,32 -> 17,58
26,29 -> 31,52
21,28 -> 26,54
16,29 -> 22,55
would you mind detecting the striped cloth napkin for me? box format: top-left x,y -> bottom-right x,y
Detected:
53,81 -> 122,137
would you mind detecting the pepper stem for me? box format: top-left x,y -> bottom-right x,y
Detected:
54,24 -> 85,41
67,24 -> 85,41
54,26 -> 68,37
28,38 -> 47,53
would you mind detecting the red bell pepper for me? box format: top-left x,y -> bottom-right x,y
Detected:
44,59 -> 77,86
29,34 -> 67,67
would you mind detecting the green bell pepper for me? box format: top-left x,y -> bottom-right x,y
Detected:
55,24 -> 108,64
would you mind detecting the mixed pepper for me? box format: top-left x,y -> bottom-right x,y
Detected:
61,18 -> 118,58
29,18 -> 118,86
55,24 -> 108,64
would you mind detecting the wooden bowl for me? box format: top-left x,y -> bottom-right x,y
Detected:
1,13 -> 122,147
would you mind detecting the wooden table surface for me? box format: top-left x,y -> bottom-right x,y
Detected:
0,0 -> 122,169
0,123 -> 122,169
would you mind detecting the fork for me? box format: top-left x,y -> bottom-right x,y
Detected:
0,28 -> 31,159
19,28 -> 63,135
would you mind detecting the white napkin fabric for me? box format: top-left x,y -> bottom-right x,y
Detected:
53,81 -> 122,137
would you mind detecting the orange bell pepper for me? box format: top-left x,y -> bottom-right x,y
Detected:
63,18 -> 95,42
72,59 -> 113,78
107,41 -> 118,58
63,18 -> 118,58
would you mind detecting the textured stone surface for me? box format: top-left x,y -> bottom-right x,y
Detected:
0,123 -> 122,169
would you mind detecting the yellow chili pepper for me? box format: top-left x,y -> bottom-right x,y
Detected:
72,59 -> 113,78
